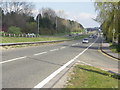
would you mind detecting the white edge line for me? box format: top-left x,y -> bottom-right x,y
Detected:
33,37 -> 98,88
0,56 -> 27,64
34,52 -> 47,56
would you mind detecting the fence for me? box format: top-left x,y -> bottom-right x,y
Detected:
0,33 -> 40,38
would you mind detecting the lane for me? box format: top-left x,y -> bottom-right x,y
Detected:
2,38 -> 94,88
3,35 -> 118,88
78,37 -> 119,73
2,40 -> 82,61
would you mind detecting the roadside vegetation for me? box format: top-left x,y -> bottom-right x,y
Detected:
1,34 -> 88,43
109,43 -> 120,54
1,1 -> 84,36
94,2 -> 120,52
1,36 -> 68,43
65,65 -> 119,88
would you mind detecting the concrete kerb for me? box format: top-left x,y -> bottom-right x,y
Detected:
100,40 -> 120,60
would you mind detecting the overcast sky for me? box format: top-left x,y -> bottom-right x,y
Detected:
33,2 -> 100,28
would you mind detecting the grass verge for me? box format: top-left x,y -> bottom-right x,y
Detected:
1,36 -> 69,43
65,65 -> 119,88
1,34 -> 88,43
1,35 -> 88,50
73,35 -> 89,40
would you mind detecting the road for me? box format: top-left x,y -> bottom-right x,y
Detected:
1,35 -> 119,88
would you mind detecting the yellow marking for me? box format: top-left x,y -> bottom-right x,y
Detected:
98,50 -> 119,61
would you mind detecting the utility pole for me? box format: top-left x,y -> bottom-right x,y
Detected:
56,16 -> 57,33
112,29 -> 115,43
38,14 -> 39,36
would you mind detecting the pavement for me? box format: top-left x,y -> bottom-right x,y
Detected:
101,41 -> 120,60
1,36 -> 119,88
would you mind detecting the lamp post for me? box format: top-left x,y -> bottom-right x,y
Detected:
38,14 -> 40,36
112,29 -> 115,43
56,16 -> 57,33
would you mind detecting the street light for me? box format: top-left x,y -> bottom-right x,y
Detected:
56,16 -> 57,33
38,14 -> 40,36
112,29 -> 115,43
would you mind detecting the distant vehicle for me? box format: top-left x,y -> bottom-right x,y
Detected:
82,38 -> 89,43
93,35 -> 97,39
89,35 -> 92,38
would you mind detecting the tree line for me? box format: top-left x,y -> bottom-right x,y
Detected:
0,1 -> 84,35
94,1 -> 120,52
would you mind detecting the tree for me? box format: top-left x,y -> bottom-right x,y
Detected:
8,26 -> 22,34
94,1 -> 120,52
26,22 -> 37,34
1,1 -> 34,16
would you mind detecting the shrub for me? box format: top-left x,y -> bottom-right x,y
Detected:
8,26 -> 22,34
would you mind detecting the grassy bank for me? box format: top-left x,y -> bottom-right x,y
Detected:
1,34 -> 88,43
109,43 -> 120,54
1,36 -> 69,43
65,65 -> 119,88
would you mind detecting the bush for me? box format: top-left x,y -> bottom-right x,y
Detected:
8,26 -> 22,34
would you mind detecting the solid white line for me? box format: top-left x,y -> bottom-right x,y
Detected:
34,52 -> 47,56
50,49 -> 59,52
0,56 -> 27,64
33,37 -> 98,88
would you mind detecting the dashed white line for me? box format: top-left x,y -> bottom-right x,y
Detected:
33,37 -> 98,88
0,56 -> 27,64
60,46 -> 66,49
50,49 -> 59,52
71,44 -> 76,46
71,43 -> 79,46
34,52 -> 47,56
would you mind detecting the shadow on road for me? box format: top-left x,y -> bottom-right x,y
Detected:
27,57 -> 64,67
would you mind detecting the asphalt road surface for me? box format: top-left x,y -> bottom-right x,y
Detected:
1,35 -> 119,88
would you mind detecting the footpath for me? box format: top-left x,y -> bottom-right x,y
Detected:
101,40 -> 120,60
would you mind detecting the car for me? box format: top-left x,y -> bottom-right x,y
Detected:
93,35 -> 97,39
89,35 -> 92,38
82,38 -> 89,43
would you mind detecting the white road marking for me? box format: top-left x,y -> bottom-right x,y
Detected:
78,61 -> 108,71
71,43 -> 79,46
60,47 -> 66,49
0,56 -> 27,64
71,44 -> 76,46
50,49 -> 59,52
78,61 -> 92,66
33,37 -> 98,88
34,52 -> 47,56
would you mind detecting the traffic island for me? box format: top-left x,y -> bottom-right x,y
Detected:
65,64 -> 119,88
100,41 -> 120,60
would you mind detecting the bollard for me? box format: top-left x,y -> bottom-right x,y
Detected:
13,34 -> 15,37
9,34 -> 11,37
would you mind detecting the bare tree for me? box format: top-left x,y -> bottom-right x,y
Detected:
41,8 -> 57,19
0,0 -> 34,16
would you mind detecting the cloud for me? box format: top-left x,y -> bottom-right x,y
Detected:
66,12 -> 97,21
64,12 -> 98,27
32,9 -> 99,27
78,12 -> 96,19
